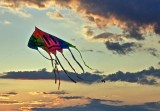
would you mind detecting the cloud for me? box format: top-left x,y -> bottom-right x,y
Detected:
43,91 -> 69,95
78,0 -> 160,35
0,0 -> 48,9
81,48 -> 104,54
0,7 -> 31,18
0,20 -> 11,25
48,0 -> 160,40
1,67 -> 160,85
3,20 -> 11,24
104,100 -> 123,104
0,100 -> 19,104
60,96 -> 82,100
81,49 -> 94,52
46,11 -> 64,19
105,42 -> 141,55
93,70 -> 104,74
29,91 -> 43,95
94,32 -> 123,42
104,67 -> 160,85
0,92 -> 17,98
82,25 -> 95,40
145,48 -> 160,57
6,92 -> 17,95
32,98 -> 160,111
0,68 -> 104,84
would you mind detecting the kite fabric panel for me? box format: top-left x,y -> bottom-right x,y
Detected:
28,27 -> 92,89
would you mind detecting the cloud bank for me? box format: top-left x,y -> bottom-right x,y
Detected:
32,98 -> 160,111
1,67 -> 160,85
104,67 -> 160,85
0,68 -> 103,84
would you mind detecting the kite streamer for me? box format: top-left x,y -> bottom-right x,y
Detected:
28,27 -> 92,89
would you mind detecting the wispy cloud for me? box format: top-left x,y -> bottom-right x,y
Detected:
93,32 -> 123,42
60,96 -> 82,100
0,92 -> 17,97
46,11 -> 64,19
0,100 -> 19,104
0,20 -> 11,25
43,91 -> 69,95
3,20 -> 11,24
93,70 -> 104,74
145,48 -> 160,57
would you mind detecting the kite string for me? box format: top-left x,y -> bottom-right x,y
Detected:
74,47 -> 93,70
68,48 -> 85,73
37,49 -> 53,60
49,53 -> 57,84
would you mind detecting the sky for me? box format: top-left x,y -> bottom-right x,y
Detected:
0,0 -> 160,111
0,0 -> 160,74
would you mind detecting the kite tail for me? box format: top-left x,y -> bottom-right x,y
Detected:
53,65 -> 57,84
68,48 -> 85,73
37,49 -> 58,85
74,47 -> 93,70
48,52 -> 54,68
62,53 -> 83,80
62,53 -> 76,73
55,54 -> 77,83
47,52 -> 57,84
55,65 -> 60,90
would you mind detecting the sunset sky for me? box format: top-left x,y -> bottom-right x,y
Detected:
0,0 -> 160,111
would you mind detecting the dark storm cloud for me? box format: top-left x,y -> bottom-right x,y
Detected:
124,27 -> 144,40
79,0 -> 160,36
104,67 -> 160,85
105,42 -> 141,55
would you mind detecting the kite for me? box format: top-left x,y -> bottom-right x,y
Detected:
28,27 -> 92,89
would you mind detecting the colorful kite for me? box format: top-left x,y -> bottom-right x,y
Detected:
28,27 -> 92,89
